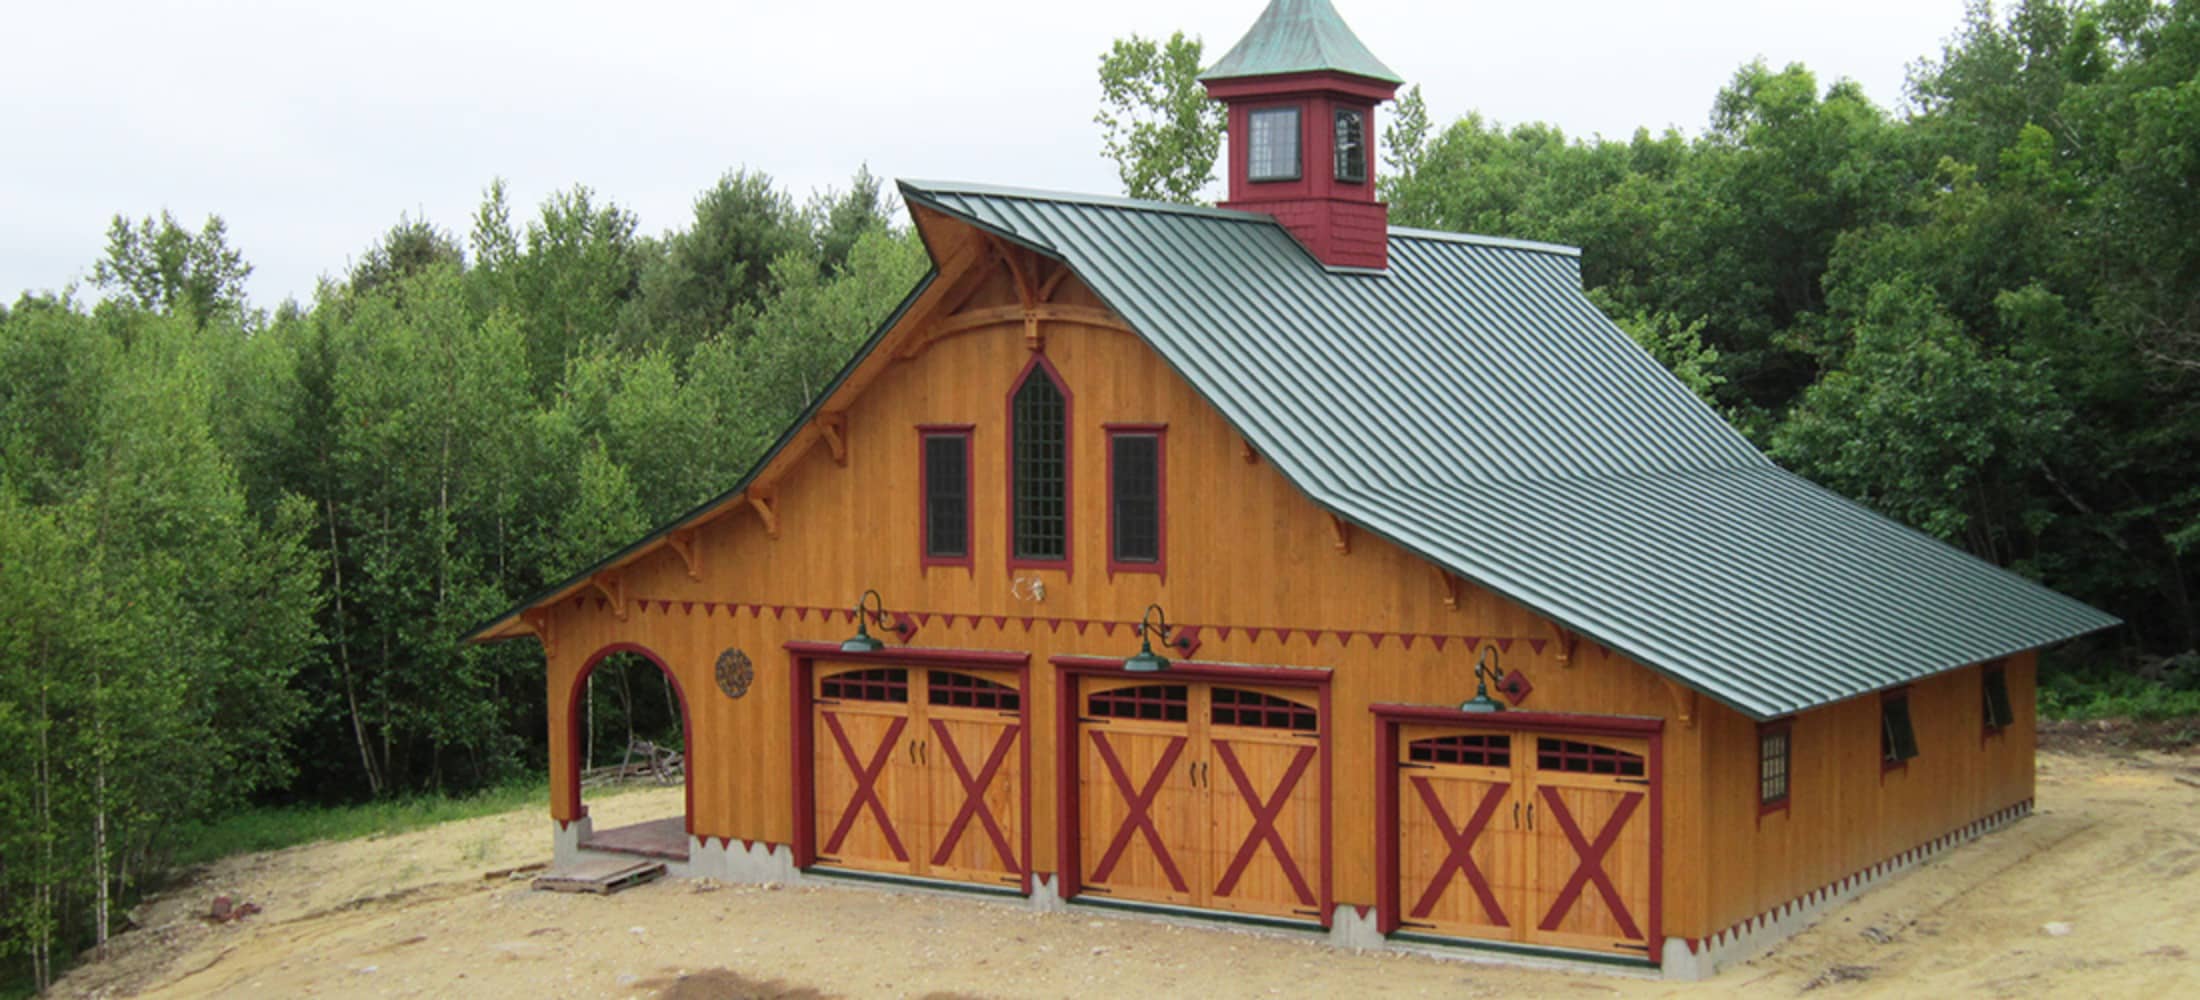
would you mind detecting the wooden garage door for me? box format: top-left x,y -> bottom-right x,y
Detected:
813,665 -> 1023,887
1079,680 -> 1324,921
1396,727 -> 1652,955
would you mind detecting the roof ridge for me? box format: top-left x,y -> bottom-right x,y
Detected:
1387,226 -> 1582,258
898,180 -> 1276,225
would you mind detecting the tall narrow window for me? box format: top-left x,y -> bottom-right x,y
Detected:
1334,108 -> 1367,183
920,427 -> 971,568
1247,106 -> 1301,181
1106,425 -> 1163,576
1010,361 -> 1068,566
1882,690 -> 1919,770
1759,720 -> 1792,815
1982,663 -> 2015,735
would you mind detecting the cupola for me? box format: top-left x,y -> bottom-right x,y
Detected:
1200,0 -> 1402,270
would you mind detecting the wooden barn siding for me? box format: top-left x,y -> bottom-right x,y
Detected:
535,237 -> 1724,933
1696,653 -> 2036,933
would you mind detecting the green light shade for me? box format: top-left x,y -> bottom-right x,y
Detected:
1459,689 -> 1506,713
841,617 -> 884,654
1124,637 -> 1169,673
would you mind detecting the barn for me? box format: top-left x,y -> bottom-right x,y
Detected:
465,0 -> 2118,978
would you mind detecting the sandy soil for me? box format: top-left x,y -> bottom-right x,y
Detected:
51,748 -> 2200,999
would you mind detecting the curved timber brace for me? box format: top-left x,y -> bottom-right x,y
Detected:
589,572 -> 627,622
1660,677 -> 1698,727
667,528 -> 703,582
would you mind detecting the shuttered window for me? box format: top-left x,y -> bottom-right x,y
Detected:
1107,428 -> 1162,573
1011,365 -> 1068,563
1983,665 -> 2015,734
921,430 -> 970,564
1882,692 -> 1920,768
1248,106 -> 1301,181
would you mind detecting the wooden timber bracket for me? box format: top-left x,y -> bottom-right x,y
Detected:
522,608 -> 555,660
667,527 -> 703,582
1434,565 -> 1462,610
1328,513 -> 1352,555
747,487 -> 781,540
589,572 -> 627,622
1661,676 -> 1698,727
817,412 -> 848,466
1549,622 -> 1580,668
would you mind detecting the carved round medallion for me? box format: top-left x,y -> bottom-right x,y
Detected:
714,648 -> 755,699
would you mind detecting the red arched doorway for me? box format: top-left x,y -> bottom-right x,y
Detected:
564,642 -> 694,861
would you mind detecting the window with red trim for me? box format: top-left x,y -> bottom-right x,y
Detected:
1010,364 -> 1068,564
928,670 -> 1019,711
1982,664 -> 2014,735
1759,720 -> 1792,812
820,668 -> 909,703
1106,426 -> 1163,576
1882,691 -> 1919,768
1535,738 -> 1645,777
920,429 -> 971,566
1408,734 -> 1510,767
1210,688 -> 1316,731
1088,684 -> 1188,722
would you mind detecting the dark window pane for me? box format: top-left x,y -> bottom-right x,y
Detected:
1248,107 -> 1301,181
1334,109 -> 1366,183
820,668 -> 909,703
928,670 -> 1018,712
1882,696 -> 1920,763
1984,667 -> 2015,730
1012,369 -> 1066,561
1111,434 -> 1160,564
1210,687 -> 1316,731
1088,684 -> 1188,723
924,434 -> 968,558
1408,734 -> 1510,768
1760,728 -> 1789,805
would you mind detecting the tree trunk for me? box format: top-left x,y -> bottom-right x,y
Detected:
325,494 -> 382,797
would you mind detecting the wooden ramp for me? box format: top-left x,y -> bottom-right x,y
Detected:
532,858 -> 666,895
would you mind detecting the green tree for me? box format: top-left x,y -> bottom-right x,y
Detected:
91,211 -> 253,326
1096,32 -> 1225,204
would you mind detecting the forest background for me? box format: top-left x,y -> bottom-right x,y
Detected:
4,0 -> 2197,992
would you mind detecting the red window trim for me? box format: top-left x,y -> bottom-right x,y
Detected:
917,424 -> 975,572
1006,354 -> 1072,578
1757,717 -> 1794,822
1981,660 -> 2011,744
1103,422 -> 1166,581
1880,687 -> 1914,777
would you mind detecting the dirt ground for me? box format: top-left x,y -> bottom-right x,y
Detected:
51,745 -> 2200,999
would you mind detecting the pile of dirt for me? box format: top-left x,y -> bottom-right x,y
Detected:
2039,716 -> 2200,753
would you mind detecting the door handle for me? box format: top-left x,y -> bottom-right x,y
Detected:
1527,802 -> 1535,830
909,740 -> 919,765
1514,801 -> 1521,828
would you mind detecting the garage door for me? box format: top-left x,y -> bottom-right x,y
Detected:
812,665 -> 1024,887
1396,726 -> 1652,955
1078,680 -> 1325,922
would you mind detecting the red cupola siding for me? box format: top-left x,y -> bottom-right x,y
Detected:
1201,0 -> 1402,270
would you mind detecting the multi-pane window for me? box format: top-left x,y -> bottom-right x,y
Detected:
1882,692 -> 1920,768
1334,108 -> 1367,183
1407,734 -> 1510,768
928,671 -> 1019,712
1108,430 -> 1161,571
1210,688 -> 1317,731
1536,738 -> 1646,777
1088,684 -> 1189,722
820,668 -> 909,703
921,430 -> 970,563
1247,106 -> 1301,181
1983,664 -> 2015,733
1759,722 -> 1792,809
1011,366 -> 1068,562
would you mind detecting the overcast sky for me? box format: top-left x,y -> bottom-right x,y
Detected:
2,0 -> 1976,309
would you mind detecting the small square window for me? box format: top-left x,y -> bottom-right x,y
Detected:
1334,108 -> 1367,183
1882,692 -> 1920,768
1248,107 -> 1301,182
1983,665 -> 2015,733
1759,721 -> 1792,811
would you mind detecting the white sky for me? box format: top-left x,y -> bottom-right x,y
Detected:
1,0 -> 1974,309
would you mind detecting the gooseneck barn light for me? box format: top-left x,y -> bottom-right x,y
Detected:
1460,646 -> 1510,713
1124,604 -> 1193,672
841,589 -> 907,653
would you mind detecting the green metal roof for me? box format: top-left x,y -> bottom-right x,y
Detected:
897,180 -> 2119,721
1200,0 -> 1403,85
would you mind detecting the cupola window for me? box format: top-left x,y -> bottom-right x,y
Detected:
1247,106 -> 1302,181
1334,108 -> 1367,183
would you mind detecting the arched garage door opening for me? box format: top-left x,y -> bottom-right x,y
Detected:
566,643 -> 694,862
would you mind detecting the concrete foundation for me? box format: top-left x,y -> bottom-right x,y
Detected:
551,815 -> 593,869
1029,873 -> 1067,912
1327,905 -> 1383,950
687,838 -> 802,885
